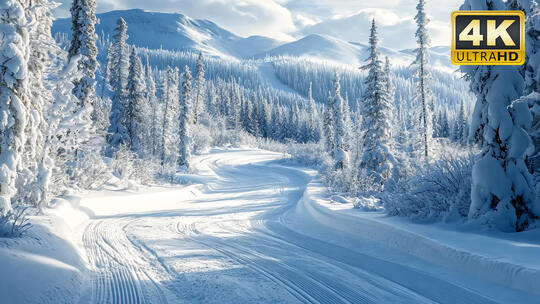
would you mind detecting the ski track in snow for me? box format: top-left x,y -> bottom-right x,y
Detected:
79,149 -> 511,304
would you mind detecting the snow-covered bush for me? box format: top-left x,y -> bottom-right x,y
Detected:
111,144 -> 157,184
191,123 -> 212,154
71,151 -> 110,190
0,208 -> 32,238
383,154 -> 474,221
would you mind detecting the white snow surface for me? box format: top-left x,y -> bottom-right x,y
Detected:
2,148 -> 539,303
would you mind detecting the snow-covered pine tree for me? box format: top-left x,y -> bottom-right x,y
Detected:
127,46 -> 148,156
193,52 -> 206,124
100,44 -> 112,99
160,66 -> 180,176
383,57 -> 395,102
413,0 -> 433,158
107,18 -> 130,152
462,0 -> 539,232
68,0 -> 98,111
18,0 -> 55,208
306,82 -> 320,142
323,92 -> 335,154
0,0 -> 29,215
359,19 -> 394,188
146,57 -> 160,158
523,1 -> 540,174
332,73 -> 350,170
179,65 -> 193,168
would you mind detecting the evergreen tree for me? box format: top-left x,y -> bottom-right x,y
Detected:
126,46 -> 147,156
332,73 -> 350,170
160,66 -> 180,176
453,100 -> 467,143
19,0 -> 56,208
179,65 -> 193,168
359,19 -> 394,188
193,52 -> 206,124
323,92 -> 335,154
69,0 -> 98,112
461,0 -> 539,232
107,18 -> 130,151
145,57 -> 160,157
524,1 -> 540,174
413,0 -> 433,158
0,0 -> 29,214
306,82 -> 320,142
383,57 -> 395,101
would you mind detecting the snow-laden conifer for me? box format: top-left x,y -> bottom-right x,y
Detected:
146,57 -> 160,158
127,46 -> 148,156
331,73 -> 350,170
461,0 -> 539,231
359,19 -> 394,188
0,0 -> 29,214
160,66 -> 180,176
193,52 -> 206,124
413,0 -> 432,158
323,92 -> 335,154
69,0 -> 98,111
107,18 -> 130,151
179,65 -> 193,168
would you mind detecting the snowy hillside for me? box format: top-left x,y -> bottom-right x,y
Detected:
52,9 -> 281,59
52,9 -> 451,70
257,33 -> 452,70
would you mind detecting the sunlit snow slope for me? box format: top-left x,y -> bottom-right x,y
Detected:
73,149 -> 539,304
52,9 -> 282,59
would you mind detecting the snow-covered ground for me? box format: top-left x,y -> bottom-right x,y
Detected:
2,148 -> 539,303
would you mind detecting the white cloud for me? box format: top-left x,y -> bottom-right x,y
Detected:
298,8 -> 450,49
53,0 -> 297,40
53,0 -> 461,48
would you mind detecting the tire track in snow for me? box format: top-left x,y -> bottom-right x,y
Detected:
83,219 -> 167,304
177,221 -> 376,304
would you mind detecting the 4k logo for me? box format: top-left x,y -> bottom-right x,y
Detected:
451,11 -> 525,65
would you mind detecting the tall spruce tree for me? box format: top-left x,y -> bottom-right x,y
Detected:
126,46 -> 147,156
307,82 -> 320,142
107,18 -> 130,151
69,0 -> 98,111
160,67 -> 180,176
179,65 -> 193,168
193,52 -> 206,124
0,0 -> 29,214
461,0 -> 539,232
359,19 -> 394,188
413,0 -> 432,158
323,92 -> 335,154
145,57 -> 160,157
332,73 -> 350,170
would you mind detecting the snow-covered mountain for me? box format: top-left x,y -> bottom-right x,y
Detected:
52,9 -> 282,59
52,9 -> 452,69
256,33 -> 452,70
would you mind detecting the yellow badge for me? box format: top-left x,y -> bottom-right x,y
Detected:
451,11 -> 525,65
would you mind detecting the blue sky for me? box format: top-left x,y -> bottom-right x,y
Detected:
53,0 -> 463,49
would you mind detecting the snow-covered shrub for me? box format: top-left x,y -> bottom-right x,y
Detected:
0,208 -> 32,238
71,151 -> 110,190
191,124 -> 212,154
111,144 -> 157,184
284,142 -> 325,167
383,155 -> 474,221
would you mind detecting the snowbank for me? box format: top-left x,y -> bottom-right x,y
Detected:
0,198 -> 90,304
290,178 -> 540,298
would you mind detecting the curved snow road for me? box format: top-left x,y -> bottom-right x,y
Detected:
80,149 -> 503,304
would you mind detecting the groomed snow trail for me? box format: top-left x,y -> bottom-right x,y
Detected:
79,149 -> 517,304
